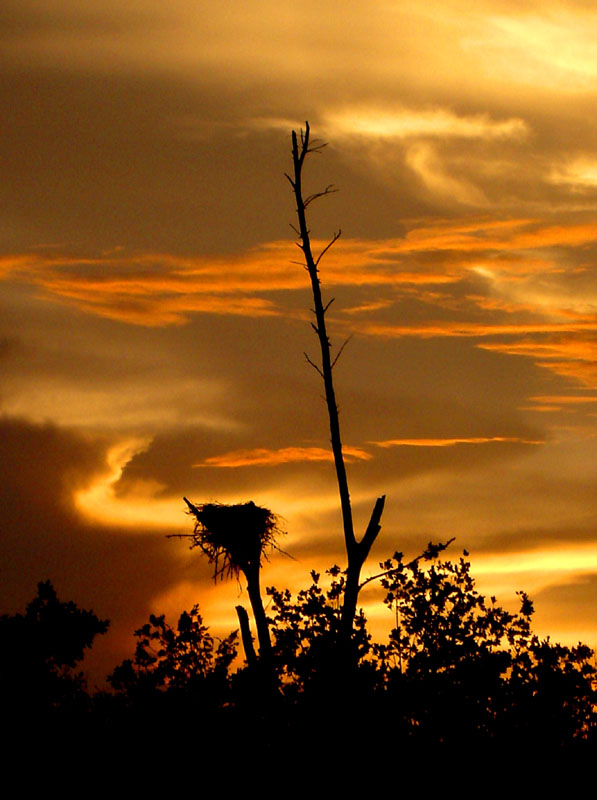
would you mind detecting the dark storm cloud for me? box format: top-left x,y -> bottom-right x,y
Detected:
0,416 -> 187,680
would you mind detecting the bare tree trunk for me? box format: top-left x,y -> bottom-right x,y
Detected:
243,561 -> 273,664
287,122 -> 385,647
235,605 -> 257,666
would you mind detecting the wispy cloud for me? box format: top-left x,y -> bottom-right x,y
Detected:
528,395 -> 597,405
480,337 -> 597,389
196,437 -> 543,469
195,445 -> 372,468
549,159 -> 597,189
316,108 -> 527,141
3,216 -> 596,325
371,436 -> 543,448
466,10 -> 597,90
357,321 -> 597,339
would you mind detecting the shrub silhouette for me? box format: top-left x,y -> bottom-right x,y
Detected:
109,605 -> 237,706
0,580 -> 108,719
261,549 -> 597,750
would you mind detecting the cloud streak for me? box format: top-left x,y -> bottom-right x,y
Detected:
3,215 -> 596,323
195,445 -> 372,468
371,436 -> 543,448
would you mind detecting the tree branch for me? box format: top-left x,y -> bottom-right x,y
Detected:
331,335 -> 352,370
358,537 -> 456,591
304,184 -> 338,208
358,495 -> 386,560
289,121 -> 387,645
315,229 -> 341,268
235,605 -> 257,667
304,352 -> 324,377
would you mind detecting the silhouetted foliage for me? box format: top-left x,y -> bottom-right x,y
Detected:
393,558 -> 596,749
230,546 -> 597,752
308,550 -> 597,747
267,567 -> 378,697
0,580 -> 108,719
4,564 -> 594,757
109,605 -> 237,704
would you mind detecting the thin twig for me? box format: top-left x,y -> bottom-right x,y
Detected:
331,335 -> 352,370
304,352 -> 324,377
304,185 -> 338,208
358,538 -> 456,591
315,229 -> 341,268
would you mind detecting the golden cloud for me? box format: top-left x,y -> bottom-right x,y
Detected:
195,445 -> 372,468
371,436 -> 543,448
3,216 -> 595,322
321,108 -> 528,140
466,9 -> 597,90
357,321 -> 597,339
480,337 -> 597,389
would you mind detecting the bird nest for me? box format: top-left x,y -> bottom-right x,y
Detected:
182,498 -> 284,580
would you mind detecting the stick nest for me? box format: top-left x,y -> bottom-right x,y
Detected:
182,498 -> 284,580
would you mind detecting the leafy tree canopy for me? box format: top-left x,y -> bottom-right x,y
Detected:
0,580 -> 108,715
109,605 -> 237,702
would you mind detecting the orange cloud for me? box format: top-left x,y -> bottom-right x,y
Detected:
358,321 -> 597,339
371,436 -> 543,448
398,218 -> 597,254
480,337 -> 597,389
528,396 -> 597,405
2,217 -> 596,327
0,241 -> 460,326
195,445 -> 372,468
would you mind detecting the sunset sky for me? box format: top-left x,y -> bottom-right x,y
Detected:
2,1 -> 596,681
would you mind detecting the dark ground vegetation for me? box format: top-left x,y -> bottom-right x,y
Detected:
3,551 -> 595,764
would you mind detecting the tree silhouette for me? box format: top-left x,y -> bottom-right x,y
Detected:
176,499 -> 283,672
0,580 -> 108,719
286,123 -> 385,646
109,605 -> 237,703
263,549 -> 597,751
376,549 -> 597,748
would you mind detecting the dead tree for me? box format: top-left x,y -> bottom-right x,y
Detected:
176,499 -> 283,670
286,122 -> 386,646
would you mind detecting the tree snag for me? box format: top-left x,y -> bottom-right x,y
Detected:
286,122 -> 385,646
